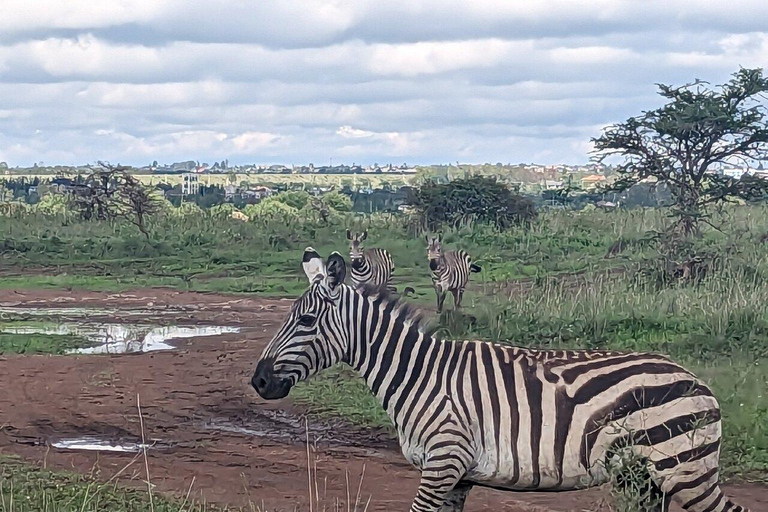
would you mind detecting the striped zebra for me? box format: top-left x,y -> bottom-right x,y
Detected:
251,248 -> 749,512
347,230 -> 395,292
427,235 -> 481,312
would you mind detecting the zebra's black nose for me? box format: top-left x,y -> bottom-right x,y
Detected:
251,358 -> 291,400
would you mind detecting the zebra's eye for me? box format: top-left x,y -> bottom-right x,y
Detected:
297,314 -> 317,327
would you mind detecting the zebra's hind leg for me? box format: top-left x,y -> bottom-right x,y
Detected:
410,460 -> 470,512
439,482 -> 472,512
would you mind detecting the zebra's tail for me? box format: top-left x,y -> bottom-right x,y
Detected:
469,263 -> 482,273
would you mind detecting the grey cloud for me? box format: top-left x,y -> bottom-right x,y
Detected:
0,1 -> 766,166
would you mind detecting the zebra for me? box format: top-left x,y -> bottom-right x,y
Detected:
426,235 -> 481,312
347,230 -> 396,292
251,248 -> 750,512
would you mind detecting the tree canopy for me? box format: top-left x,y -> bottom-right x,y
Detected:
409,176 -> 535,230
593,68 -> 768,234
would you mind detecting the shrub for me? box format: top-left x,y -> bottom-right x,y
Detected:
409,176 -> 536,230
244,200 -> 300,223
34,194 -> 70,217
272,190 -> 311,210
322,191 -> 353,212
209,203 -> 238,219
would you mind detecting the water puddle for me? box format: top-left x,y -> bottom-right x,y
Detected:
51,436 -> 169,453
0,306 -> 181,319
0,309 -> 240,354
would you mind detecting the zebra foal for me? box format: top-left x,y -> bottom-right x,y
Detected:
426,235 -> 480,312
252,249 -> 749,512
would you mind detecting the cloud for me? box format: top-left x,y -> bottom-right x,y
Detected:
0,2 -> 766,165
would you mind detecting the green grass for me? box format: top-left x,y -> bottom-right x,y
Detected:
2,203 -> 768,482
0,455 -> 226,512
0,332 -> 88,355
291,366 -> 391,429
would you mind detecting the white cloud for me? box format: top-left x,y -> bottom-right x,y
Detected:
336,126 -> 374,138
0,2 -> 766,165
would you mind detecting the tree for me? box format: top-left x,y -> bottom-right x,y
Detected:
69,163 -> 160,237
409,176 -> 536,230
593,68 -> 768,235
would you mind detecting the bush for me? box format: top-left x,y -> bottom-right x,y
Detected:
244,200 -> 300,223
34,194 -> 69,217
322,191 -> 353,212
166,202 -> 205,218
209,203 -> 238,219
272,190 -> 311,210
409,176 -> 536,230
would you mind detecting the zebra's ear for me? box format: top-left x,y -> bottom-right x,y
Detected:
302,247 -> 326,284
360,231 -> 368,242
325,252 -> 346,290
346,229 -> 352,240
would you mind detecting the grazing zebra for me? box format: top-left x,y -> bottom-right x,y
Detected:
347,230 -> 395,292
251,248 -> 750,512
426,235 -> 481,312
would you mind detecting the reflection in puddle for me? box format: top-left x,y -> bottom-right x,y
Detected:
0,323 -> 240,354
51,436 -> 155,453
0,306 -> 180,318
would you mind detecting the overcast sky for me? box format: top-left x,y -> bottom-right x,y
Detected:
1,1 -> 766,167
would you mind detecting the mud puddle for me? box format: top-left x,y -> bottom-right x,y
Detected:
0,306 -> 240,354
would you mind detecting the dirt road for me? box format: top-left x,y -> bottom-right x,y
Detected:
0,288 -> 764,511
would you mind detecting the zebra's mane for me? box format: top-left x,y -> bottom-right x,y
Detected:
355,283 -> 439,339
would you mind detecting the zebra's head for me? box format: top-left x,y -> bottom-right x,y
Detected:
347,229 -> 368,268
252,247 -> 348,400
426,235 -> 443,270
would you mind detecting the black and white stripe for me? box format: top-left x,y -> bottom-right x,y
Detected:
252,249 -> 748,512
427,235 -> 480,312
347,230 -> 395,291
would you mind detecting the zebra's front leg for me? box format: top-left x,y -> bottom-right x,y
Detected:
435,288 -> 446,313
451,288 -> 464,309
410,458 -> 471,512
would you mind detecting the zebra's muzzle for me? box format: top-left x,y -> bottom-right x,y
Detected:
251,358 -> 291,400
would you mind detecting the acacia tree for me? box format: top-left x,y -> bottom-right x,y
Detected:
593,68 -> 768,235
69,163 -> 160,237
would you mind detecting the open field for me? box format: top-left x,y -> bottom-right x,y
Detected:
1,205 -> 767,510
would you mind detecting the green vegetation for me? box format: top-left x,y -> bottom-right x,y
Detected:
0,332 -> 86,355
0,455 -> 223,512
1,175 -> 768,485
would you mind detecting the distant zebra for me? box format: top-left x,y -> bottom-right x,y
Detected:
427,235 -> 481,312
347,230 -> 395,292
252,249 -> 750,512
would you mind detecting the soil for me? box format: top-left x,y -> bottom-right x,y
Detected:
0,288 -> 765,512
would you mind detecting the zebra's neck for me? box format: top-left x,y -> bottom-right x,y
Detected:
343,288 -> 436,420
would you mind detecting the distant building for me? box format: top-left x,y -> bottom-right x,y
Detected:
722,168 -> 748,179
581,174 -> 607,190
182,173 -> 199,195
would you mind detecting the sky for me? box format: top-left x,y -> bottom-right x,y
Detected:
1,1 -> 767,167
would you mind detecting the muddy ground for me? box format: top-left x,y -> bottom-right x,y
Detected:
0,288 -> 765,511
